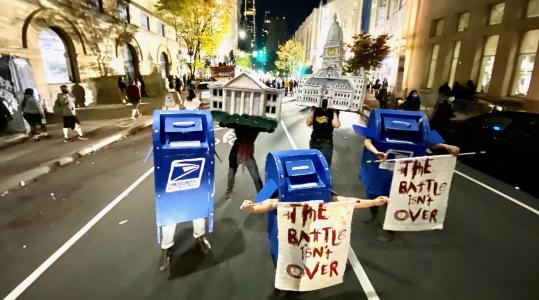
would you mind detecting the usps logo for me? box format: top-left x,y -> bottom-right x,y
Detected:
166,158 -> 206,193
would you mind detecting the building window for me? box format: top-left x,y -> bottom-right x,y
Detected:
38,28 -> 74,84
158,23 -> 165,37
488,3 -> 505,25
118,2 -> 130,23
426,44 -> 440,88
457,12 -> 469,32
431,18 -> 444,37
271,106 -> 276,114
527,0 -> 539,18
87,0 -> 103,12
449,41 -> 462,85
478,35 -> 500,93
376,0 -> 389,25
511,29 -> 539,96
141,13 -> 150,30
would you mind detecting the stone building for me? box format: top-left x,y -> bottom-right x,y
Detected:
297,15 -> 366,111
0,0 -> 238,112
293,0 -> 365,71
209,73 -> 282,121
367,0 -> 539,112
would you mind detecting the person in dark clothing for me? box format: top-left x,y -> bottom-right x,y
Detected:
465,80 -> 477,101
372,79 -> 381,90
182,74 -> 188,91
400,90 -> 421,111
125,80 -> 142,119
118,76 -> 127,104
430,95 -> 456,136
72,83 -> 86,108
376,86 -> 388,108
21,88 -> 47,140
307,99 -> 341,167
221,123 -> 273,199
452,81 -> 464,100
0,98 -> 13,133
438,82 -> 452,96
174,77 -> 182,92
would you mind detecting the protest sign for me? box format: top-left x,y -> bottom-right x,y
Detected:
383,155 -> 457,231
275,200 -> 355,291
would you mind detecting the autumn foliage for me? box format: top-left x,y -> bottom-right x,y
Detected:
344,33 -> 390,75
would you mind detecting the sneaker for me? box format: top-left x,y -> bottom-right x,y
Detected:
33,135 -> 40,141
64,138 -> 70,143
224,189 -> 232,199
77,136 -> 89,141
130,116 -> 136,120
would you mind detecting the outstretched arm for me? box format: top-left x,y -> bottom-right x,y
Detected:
364,138 -> 387,160
306,107 -> 315,126
332,110 -> 341,128
240,199 -> 278,214
332,195 -> 389,209
430,143 -> 460,156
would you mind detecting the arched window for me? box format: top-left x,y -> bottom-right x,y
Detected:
160,52 -> 170,80
39,28 -> 74,84
122,43 -> 139,82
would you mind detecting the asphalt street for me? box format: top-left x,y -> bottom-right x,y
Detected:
1,101 -> 538,299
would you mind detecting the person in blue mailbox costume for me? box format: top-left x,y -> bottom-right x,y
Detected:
354,108 -> 460,242
238,149 -> 388,263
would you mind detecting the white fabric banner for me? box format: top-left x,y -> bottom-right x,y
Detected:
383,155 -> 457,231
275,200 -> 355,291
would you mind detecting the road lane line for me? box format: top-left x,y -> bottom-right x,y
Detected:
455,170 -> 539,216
4,167 -> 155,300
279,117 -> 380,300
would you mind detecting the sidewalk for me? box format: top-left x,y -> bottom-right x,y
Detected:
0,98 -> 163,194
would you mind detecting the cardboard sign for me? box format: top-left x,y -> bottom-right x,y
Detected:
275,201 -> 355,291
383,155 -> 457,231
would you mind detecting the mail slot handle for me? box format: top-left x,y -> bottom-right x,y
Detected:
391,120 -> 411,127
172,121 -> 196,128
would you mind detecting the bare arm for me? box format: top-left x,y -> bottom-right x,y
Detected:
363,138 -> 387,160
332,195 -> 389,209
306,107 -> 315,126
332,110 -> 341,128
430,143 -> 460,156
240,199 -> 278,214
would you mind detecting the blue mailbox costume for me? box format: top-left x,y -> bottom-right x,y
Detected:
152,110 -> 215,240
353,109 -> 444,197
255,149 -> 332,261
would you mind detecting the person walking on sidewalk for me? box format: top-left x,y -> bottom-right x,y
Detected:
55,85 -> 88,143
117,76 -> 127,104
125,80 -> 142,119
21,88 -> 47,141
306,99 -> 341,167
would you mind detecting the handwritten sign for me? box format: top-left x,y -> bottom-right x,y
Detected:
275,201 -> 355,291
383,155 -> 457,231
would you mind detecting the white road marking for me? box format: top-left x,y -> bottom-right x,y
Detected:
455,170 -> 539,216
4,167 -> 155,300
279,118 -> 380,300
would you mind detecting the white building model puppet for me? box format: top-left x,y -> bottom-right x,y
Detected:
297,15 -> 366,112
209,73 -> 283,122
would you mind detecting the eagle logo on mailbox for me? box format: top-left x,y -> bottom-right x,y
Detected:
166,158 -> 206,193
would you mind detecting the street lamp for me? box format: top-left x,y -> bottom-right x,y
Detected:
239,30 -> 246,40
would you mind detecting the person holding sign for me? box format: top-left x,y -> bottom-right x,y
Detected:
354,109 -> 459,242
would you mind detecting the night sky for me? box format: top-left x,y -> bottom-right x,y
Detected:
255,0 -> 321,37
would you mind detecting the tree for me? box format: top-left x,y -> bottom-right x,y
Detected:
275,40 -> 305,75
156,0 -> 232,78
235,55 -> 252,71
344,33 -> 390,75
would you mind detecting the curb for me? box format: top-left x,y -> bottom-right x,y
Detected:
0,119 -> 153,194
0,134 -> 31,151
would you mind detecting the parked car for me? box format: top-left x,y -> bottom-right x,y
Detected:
449,111 -> 539,197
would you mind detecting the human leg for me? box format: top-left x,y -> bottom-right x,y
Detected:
192,218 -> 211,254
159,223 -> 176,271
245,158 -> 263,192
